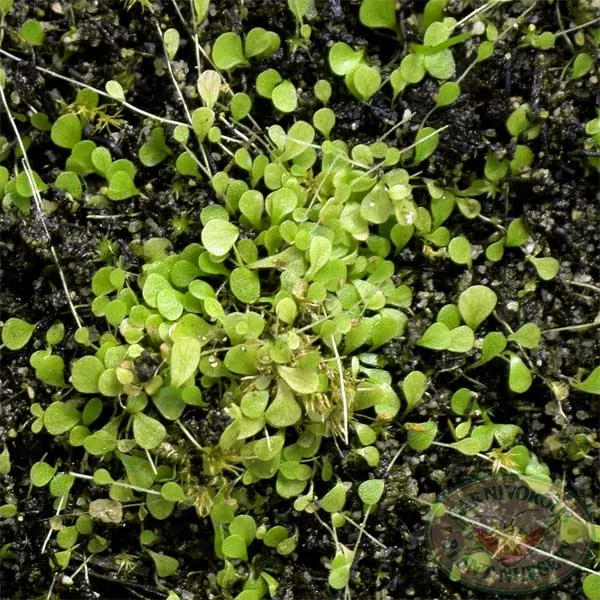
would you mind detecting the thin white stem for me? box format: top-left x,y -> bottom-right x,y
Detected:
0,48 -> 187,127
176,419 -> 203,451
344,512 -> 386,549
413,496 -> 600,578
69,471 -> 161,495
330,335 -> 349,445
565,280 -> 600,294
0,86 -> 83,328
560,15 -> 600,35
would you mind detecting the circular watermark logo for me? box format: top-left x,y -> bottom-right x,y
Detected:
428,475 -> 593,594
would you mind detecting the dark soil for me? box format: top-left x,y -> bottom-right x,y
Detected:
0,1 -> 599,599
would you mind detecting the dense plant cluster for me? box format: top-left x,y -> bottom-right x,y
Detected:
0,0 -> 599,599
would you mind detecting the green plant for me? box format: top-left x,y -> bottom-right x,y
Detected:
328,42 -> 382,101
1,1 -> 599,598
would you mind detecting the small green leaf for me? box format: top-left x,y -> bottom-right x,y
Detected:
529,256 -> 559,281
314,79 -> 332,104
133,413 -> 166,450
230,267 -> 260,303
105,80 -> 125,101
402,371 -> 427,414
328,563 -> 351,590
276,365 -> 319,394
352,65 -> 381,101
20,19 -> 45,45
51,114 -> 82,150
222,534 -> 248,560
240,391 -> 269,419
212,32 -> 248,70
161,482 -> 185,503
583,574 -> 600,600
448,325 -> 475,353
357,479 -> 384,505
2,317 -> 35,350
471,331 -> 506,367
507,352 -> 533,393
359,0 -> 397,31
507,323 -> 541,349
193,0 -> 209,23
531,31 -> 555,50
43,402 -> 80,435
107,171 -> 138,201
423,49 -> 455,79
84,430 -> 117,455
230,92 -> 252,120
191,107 -> 215,142
319,481 -> 348,513
505,218 -> 529,247
412,127 -> 439,164
436,81 -> 460,107
572,53 -> 593,79
139,127 -> 172,167
573,366 -> 600,395
265,380 -> 302,427
148,550 -> 179,577
448,236 -> 472,267
163,28 -> 180,60
406,420 -> 437,451
244,27 -> 280,59
272,80 -> 297,113
229,514 -> 257,545
0,445 -> 10,475
451,388 -> 477,416
197,70 -> 221,108
201,219 -> 239,257
506,104 -> 531,137
449,436 -> 486,456
170,337 -> 201,388
288,0 -> 310,20
71,356 -> 104,393
0,504 -> 17,519
417,322 -> 451,350
399,53 -> 425,84
30,461 -> 57,487
329,42 -> 363,76
458,285 -> 497,331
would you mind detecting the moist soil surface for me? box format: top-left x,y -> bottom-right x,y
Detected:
0,1 -> 599,599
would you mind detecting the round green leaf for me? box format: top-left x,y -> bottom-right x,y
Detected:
51,114 -> 82,149
458,285 -> 497,331
529,256 -> 559,281
417,322 -> 451,350
272,80 -> 297,113
358,479 -> 384,505
133,413 -> 166,450
448,236 -> 472,267
508,352 -> 532,393
436,81 -> 460,107
105,80 -> 125,101
30,461 -> 57,487
44,402 -> 81,435
212,32 -> 248,70
20,19 -> 45,45
107,171 -> 138,201
2,317 -> 35,350
201,219 -> 239,257
71,356 -> 105,393
222,534 -> 248,560
147,550 -> 179,577
359,0 -> 397,31
230,267 -> 260,303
